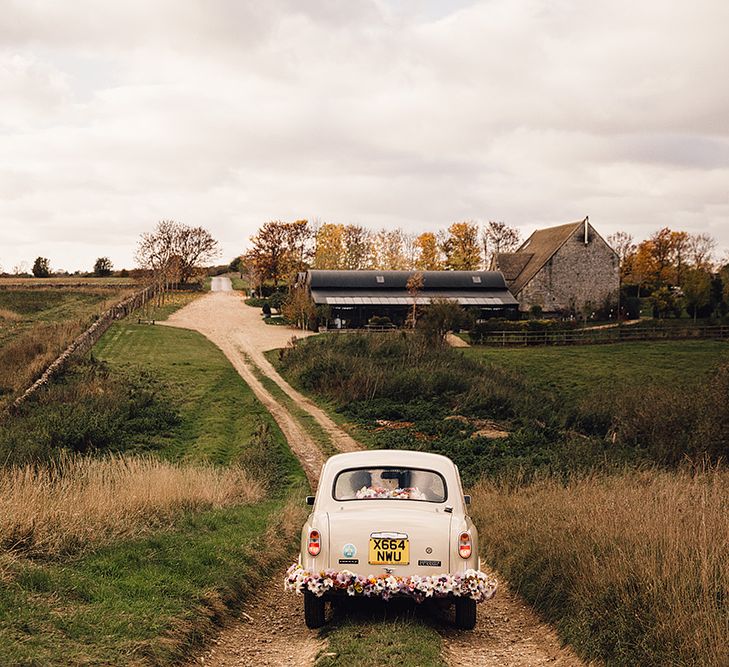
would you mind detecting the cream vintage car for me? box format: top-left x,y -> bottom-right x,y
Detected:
285,450 -> 497,629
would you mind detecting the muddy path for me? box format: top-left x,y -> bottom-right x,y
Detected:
165,292 -> 585,666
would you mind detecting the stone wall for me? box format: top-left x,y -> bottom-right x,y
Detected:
518,223 -> 619,315
10,284 -> 157,412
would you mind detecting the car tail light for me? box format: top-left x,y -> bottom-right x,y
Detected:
308,529 -> 321,556
458,532 -> 472,559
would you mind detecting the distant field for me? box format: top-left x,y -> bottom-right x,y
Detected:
0,286 -> 134,405
0,276 -> 138,287
463,340 -> 729,402
0,287 -> 132,342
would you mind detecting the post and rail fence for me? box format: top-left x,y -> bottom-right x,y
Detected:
470,324 -> 729,347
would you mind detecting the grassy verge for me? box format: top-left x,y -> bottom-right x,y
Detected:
319,613 -> 445,666
1,318 -> 307,665
244,356 -> 336,457
471,468 -> 729,666
228,274 -> 249,291
135,290 -> 202,323
95,323 -> 301,472
0,498 -> 304,666
265,349 -> 380,450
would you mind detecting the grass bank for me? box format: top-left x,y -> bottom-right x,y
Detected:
1,317 -> 306,664
275,334 -> 729,476
471,468 -> 729,666
0,453 -> 264,561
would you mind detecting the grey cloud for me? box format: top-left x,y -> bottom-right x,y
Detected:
1,0 -> 728,271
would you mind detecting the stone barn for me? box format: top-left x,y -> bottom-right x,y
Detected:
302,270 -> 518,328
491,217 -> 620,316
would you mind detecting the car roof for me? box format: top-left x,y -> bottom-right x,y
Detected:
323,449 -> 457,472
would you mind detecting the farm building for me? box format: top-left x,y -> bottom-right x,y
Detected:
302,270 -> 518,328
491,217 -> 620,316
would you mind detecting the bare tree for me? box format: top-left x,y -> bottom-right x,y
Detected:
173,224 -> 221,284
607,231 -> 636,266
406,271 -> 424,328
687,232 -> 717,270
136,221 -> 220,306
482,221 -> 521,268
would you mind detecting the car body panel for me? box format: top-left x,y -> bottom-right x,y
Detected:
299,450 -> 479,579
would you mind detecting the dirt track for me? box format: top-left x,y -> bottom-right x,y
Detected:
166,286 -> 585,666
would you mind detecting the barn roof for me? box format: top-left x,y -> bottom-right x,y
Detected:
495,220 -> 585,295
306,270 -> 518,307
308,270 -> 508,290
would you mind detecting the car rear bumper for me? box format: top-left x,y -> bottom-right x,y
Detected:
284,562 -> 497,603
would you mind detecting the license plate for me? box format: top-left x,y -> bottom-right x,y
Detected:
369,533 -> 409,565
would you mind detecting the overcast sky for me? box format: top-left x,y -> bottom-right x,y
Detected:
2,0 -> 728,272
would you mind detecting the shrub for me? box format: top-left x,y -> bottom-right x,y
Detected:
0,360 -> 180,465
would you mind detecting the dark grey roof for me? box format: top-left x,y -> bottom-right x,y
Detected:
306,270 -> 518,307
307,270 -> 509,290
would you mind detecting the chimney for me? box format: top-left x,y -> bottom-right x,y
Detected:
584,216 -> 589,245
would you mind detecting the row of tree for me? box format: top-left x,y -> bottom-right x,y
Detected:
0,256 -> 116,278
242,219 -> 522,291
607,228 -> 728,319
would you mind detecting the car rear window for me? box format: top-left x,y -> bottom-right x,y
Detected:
333,467 -> 447,502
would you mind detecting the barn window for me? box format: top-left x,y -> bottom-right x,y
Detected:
376,275 -> 385,283
471,276 -> 482,284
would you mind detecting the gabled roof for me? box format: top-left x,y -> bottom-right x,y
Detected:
496,220 -> 585,295
493,253 -> 533,282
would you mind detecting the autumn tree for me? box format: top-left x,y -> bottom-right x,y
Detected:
281,285 -> 317,330
32,257 -> 50,278
406,271 -> 424,328
607,231 -> 637,282
341,225 -> 373,270
648,228 -> 676,286
245,220 -> 313,288
414,232 -> 443,270
482,221 -> 521,267
313,223 -> 345,269
442,221 -> 482,270
688,233 -> 717,270
625,241 -> 658,296
371,229 -> 409,270
682,268 -> 712,321
670,231 -> 690,286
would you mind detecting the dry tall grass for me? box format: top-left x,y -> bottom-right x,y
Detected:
472,467 -> 729,666
0,308 -> 21,321
0,454 -> 264,561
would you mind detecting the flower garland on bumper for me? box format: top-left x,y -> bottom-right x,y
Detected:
285,563 -> 497,603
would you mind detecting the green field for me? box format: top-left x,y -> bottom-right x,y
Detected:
463,340 -> 729,402
0,287 -> 130,346
1,320 -> 306,665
